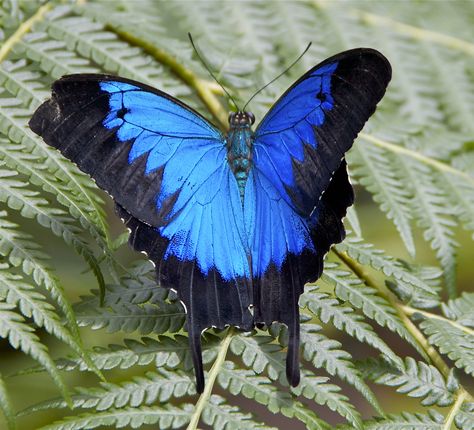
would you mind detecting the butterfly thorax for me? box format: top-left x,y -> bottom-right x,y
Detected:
226,111 -> 255,200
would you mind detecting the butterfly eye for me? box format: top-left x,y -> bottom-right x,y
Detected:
247,112 -> 255,125
228,112 -> 236,124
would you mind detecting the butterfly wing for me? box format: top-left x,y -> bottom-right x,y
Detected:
249,49 -> 391,384
29,75 -> 253,392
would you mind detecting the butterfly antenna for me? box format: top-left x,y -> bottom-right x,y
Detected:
188,33 -> 240,111
243,42 -> 312,112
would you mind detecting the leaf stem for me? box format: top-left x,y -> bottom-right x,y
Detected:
352,9 -> 474,57
0,3 -> 52,63
359,133 -> 474,187
333,248 -> 473,403
400,305 -> 474,337
186,327 -> 234,430
443,390 -> 468,430
313,1 -> 474,56
103,25 -> 229,129
334,249 -> 444,372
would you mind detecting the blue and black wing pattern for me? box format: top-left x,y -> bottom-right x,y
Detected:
29,75 -> 253,392
29,47 -> 391,393
250,49 -> 391,384
29,75 -> 222,227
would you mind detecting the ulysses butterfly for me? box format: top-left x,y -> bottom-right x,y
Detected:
29,44 -> 391,393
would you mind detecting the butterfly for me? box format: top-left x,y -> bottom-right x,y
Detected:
29,47 -> 391,393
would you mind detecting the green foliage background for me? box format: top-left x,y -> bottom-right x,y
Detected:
0,0 -> 473,429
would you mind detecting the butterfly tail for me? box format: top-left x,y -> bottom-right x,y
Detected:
286,255 -> 301,387
286,306 -> 300,387
188,323 -> 205,393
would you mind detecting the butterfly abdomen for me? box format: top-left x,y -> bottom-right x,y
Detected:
226,126 -> 253,200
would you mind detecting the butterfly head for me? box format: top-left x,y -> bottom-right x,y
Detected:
228,111 -> 255,128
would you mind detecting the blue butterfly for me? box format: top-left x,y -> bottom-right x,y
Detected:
29,48 -> 391,393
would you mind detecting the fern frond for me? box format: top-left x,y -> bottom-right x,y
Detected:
386,265 -> 442,310
230,332 -> 361,427
0,137 -> 107,250
22,369 -> 195,415
75,261 -> 168,309
324,259 -> 426,356
18,333 -> 220,379
0,166 -> 104,291
301,285 -> 401,366
0,60 -> 48,107
363,357 -> 457,406
424,44 -> 474,134
75,301 -> 185,335
37,404 -> 193,430
218,361 -> 327,430
40,6 -> 194,105
84,369 -> 195,409
0,371 -> 15,430
399,158 -> 458,295
361,20 -> 443,125
0,210 -> 79,334
0,262 -> 86,359
441,169 -> 474,239
230,333 -> 285,382
71,334 -> 217,373
0,302 -> 69,404
442,292 -> 474,327
202,395 -> 274,430
419,315 -> 474,377
292,371 -> 362,429
0,63 -> 109,244
75,3 -> 208,112
15,29 -> 97,78
300,323 -> 382,414
338,238 -> 440,300
353,410 -> 445,430
455,402 -> 474,430
349,142 -> 415,255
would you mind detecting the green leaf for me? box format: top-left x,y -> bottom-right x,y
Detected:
202,395 -> 275,430
419,316 -> 474,377
0,302 -> 70,405
37,404 -> 193,430
455,402 -> 474,430
337,238 -> 440,301
230,332 -> 361,427
0,166 -> 103,286
301,285 -> 401,367
349,142 -> 415,255
355,410 -> 445,430
0,211 -> 79,335
324,260 -> 427,358
441,292 -> 474,327
363,357 -> 457,406
0,371 -> 15,430
299,323 -> 382,414
21,369 -> 196,415
218,361 -> 328,430
292,371 -> 362,430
